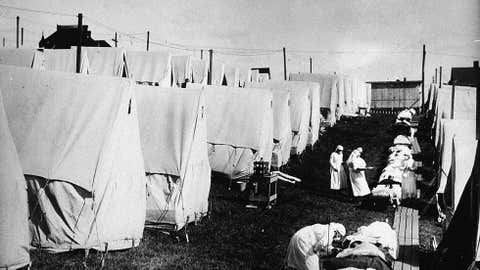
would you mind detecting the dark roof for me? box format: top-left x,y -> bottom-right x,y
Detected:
39,24 -> 111,49
251,67 -> 271,79
448,67 -> 480,87
366,80 -> 422,89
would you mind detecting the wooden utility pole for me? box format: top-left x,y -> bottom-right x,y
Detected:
309,57 -> 312,73
112,32 -> 118,47
2,37 -> 4,47
421,44 -> 426,112
76,13 -> 83,74
439,66 -> 442,88
450,82 -> 455,119
208,49 -> 213,85
475,61 -> 480,139
16,16 -> 19,48
20,27 -> 23,46
146,31 -> 150,51
200,49 -> 203,60
283,47 -> 287,80
435,68 -> 438,84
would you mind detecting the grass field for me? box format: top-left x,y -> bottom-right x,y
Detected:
30,114 -> 442,269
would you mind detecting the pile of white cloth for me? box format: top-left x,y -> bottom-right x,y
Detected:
345,221 -> 398,259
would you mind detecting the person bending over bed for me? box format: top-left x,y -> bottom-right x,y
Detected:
286,223 -> 346,270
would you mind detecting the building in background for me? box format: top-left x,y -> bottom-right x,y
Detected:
449,66 -> 480,87
39,25 -> 110,49
367,78 -> 422,110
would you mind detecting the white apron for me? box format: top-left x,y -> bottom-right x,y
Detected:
329,152 -> 347,190
286,224 -> 329,270
349,157 -> 371,197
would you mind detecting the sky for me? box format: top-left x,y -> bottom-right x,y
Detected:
0,0 -> 478,81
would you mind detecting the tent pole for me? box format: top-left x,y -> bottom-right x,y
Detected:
439,66 -> 442,88
309,57 -> 312,73
421,44 -> 425,112
113,32 -> 118,47
16,16 -> 19,48
283,47 -> 287,80
146,31 -> 149,51
450,82 -> 455,119
208,49 -> 213,85
475,61 -> 479,140
76,13 -> 83,74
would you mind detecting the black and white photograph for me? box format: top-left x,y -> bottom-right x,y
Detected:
0,0 -> 478,269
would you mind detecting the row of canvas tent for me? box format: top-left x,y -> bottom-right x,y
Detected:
0,47 -> 371,269
0,48 -> 373,169
0,47 -> 258,88
430,81 -> 477,211
426,79 -> 480,269
0,64 -> 215,267
0,48 -> 372,124
0,53 -> 290,267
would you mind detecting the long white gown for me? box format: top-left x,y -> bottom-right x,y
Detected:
349,157 -> 371,197
329,152 -> 347,190
286,224 -> 335,270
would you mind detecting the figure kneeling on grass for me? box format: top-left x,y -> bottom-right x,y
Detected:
286,222 -> 346,270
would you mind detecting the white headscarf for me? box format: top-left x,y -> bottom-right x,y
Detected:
329,222 -> 346,238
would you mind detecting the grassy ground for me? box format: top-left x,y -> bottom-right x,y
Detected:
30,114 -> 441,269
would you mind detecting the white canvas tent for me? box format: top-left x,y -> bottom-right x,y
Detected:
289,73 -> 370,123
0,91 -> 30,269
32,49 -> 89,73
436,119 -> 476,196
125,50 -> 172,87
191,58 -> 208,85
0,48 -> 36,68
437,119 -> 475,202
84,47 -> 126,77
189,83 -> 274,179
289,73 -> 338,124
433,85 -> 476,147
238,68 -> 251,87
290,81 -> 321,146
434,143 -> 480,269
211,62 -> 225,86
246,82 -> 292,167
171,55 -> 192,87
224,65 -> 240,87
269,90 -> 292,167
134,85 -> 211,230
451,136 -> 478,210
250,80 -> 311,155
0,65 -> 146,252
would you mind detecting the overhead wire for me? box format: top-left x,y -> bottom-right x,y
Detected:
0,4 -> 477,60
0,4 -> 75,17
